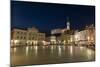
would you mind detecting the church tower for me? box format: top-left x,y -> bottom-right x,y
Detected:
66,17 -> 70,30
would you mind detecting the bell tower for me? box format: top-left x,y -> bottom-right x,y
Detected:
66,17 -> 70,30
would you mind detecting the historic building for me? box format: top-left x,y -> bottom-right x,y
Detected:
27,27 -> 39,45
50,17 -> 95,46
38,33 -> 45,44
11,28 -> 27,46
51,28 -> 62,34
85,24 -> 95,45
11,27 -> 45,47
11,18 -> 95,46
50,17 -> 74,45
60,18 -> 75,45
50,36 -> 57,44
74,30 -> 88,45
74,24 -> 95,46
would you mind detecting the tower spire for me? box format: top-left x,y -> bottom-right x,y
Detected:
66,17 -> 70,30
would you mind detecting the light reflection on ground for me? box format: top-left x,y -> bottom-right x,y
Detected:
11,45 -> 95,66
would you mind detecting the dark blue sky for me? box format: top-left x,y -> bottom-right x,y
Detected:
11,1 -> 95,33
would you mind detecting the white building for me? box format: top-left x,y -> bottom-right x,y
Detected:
51,29 -> 62,34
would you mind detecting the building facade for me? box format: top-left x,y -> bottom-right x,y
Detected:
27,27 -> 39,45
11,28 -> 27,46
51,28 -> 63,34
74,24 -> 95,46
85,24 -> 95,45
11,27 -> 45,47
37,33 -> 45,45
50,36 -> 56,44
74,30 -> 88,45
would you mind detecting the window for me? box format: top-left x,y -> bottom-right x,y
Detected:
20,37 -> 23,39
24,32 -> 26,35
17,31 -> 19,34
24,37 -> 26,39
32,37 -> 34,40
17,36 -> 19,39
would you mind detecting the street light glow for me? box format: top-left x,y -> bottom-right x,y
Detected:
14,40 -> 19,44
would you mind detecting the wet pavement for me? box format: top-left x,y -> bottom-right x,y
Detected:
10,45 -> 95,66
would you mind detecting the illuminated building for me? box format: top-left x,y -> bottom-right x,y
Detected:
11,27 -> 45,46
50,36 -> 56,44
27,27 -> 45,45
74,24 -> 95,46
38,33 -> 45,45
51,29 -> 62,34
61,17 -> 73,45
50,17 -> 72,45
74,30 -> 79,44
74,30 -> 88,45
70,35 -> 75,44
85,24 -> 95,45
56,36 -> 62,44
27,27 -> 39,45
11,28 -> 27,46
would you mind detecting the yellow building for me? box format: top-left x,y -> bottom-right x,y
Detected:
74,24 -> 95,46
11,28 -> 27,47
27,27 -> 39,45
70,35 -> 75,44
50,36 -> 56,44
74,30 -> 88,45
85,24 -> 95,45
38,33 -> 45,44
61,30 -> 72,44
11,27 -> 45,47
27,27 -> 45,45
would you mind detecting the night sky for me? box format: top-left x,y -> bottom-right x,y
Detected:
11,1 -> 95,34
